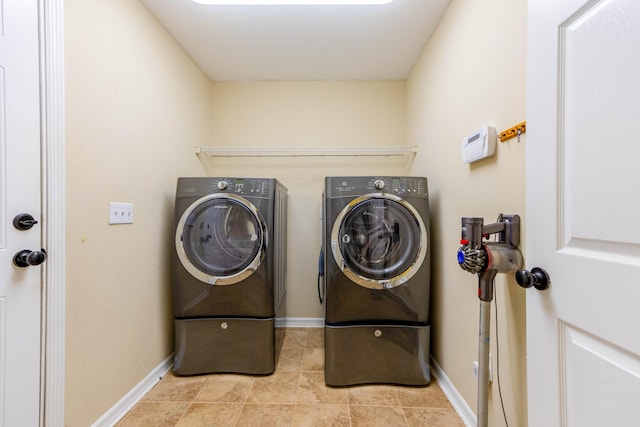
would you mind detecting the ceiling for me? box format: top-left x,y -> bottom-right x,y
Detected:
140,0 -> 451,81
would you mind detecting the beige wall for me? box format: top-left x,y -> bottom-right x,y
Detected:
64,0 -> 210,425
64,0 -> 529,425
406,0 -> 528,425
207,81 -> 409,318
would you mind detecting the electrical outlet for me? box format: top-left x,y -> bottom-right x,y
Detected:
472,354 -> 493,383
109,202 -> 134,224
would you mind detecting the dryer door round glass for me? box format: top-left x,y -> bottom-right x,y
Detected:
331,194 -> 427,290
176,194 -> 267,285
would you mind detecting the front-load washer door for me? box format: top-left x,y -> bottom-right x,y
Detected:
176,193 -> 267,285
331,194 -> 427,290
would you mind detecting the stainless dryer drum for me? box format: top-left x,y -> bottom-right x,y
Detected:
175,193 -> 268,285
331,193 -> 428,290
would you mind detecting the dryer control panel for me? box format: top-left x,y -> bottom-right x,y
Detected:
325,176 -> 428,198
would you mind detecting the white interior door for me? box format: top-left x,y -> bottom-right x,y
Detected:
0,0 -> 43,426
526,0 -> 640,426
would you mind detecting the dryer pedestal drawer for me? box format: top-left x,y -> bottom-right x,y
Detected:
324,323 -> 430,386
174,317 -> 275,376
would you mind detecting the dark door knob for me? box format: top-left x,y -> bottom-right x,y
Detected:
515,267 -> 550,291
13,213 -> 38,230
13,249 -> 47,268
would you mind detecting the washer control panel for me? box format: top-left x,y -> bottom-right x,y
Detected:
176,177 -> 279,198
213,178 -> 272,197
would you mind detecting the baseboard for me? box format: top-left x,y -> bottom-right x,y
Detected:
93,320 -> 322,425
278,317 -> 324,328
96,319 -> 469,426
430,356 -> 476,427
91,354 -> 173,427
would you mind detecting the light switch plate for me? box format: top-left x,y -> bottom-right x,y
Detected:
109,202 -> 134,224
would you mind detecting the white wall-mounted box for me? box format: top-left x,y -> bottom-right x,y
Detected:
461,126 -> 496,164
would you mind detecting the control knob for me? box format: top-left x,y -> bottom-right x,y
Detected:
374,179 -> 385,190
217,181 -> 228,190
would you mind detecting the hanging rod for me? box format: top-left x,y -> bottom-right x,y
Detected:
195,145 -> 418,157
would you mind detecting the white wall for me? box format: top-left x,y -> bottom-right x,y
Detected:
65,0 -> 210,425
406,0 -> 528,425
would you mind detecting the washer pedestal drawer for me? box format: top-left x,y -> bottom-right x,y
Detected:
174,317 -> 276,376
324,323 -> 430,386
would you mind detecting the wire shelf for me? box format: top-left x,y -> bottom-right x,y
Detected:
195,145 -> 417,158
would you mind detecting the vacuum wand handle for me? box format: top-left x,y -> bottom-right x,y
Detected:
478,268 -> 497,302
478,245 -> 523,301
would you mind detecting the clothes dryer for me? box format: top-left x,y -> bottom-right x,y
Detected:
322,176 -> 430,386
173,177 -> 287,375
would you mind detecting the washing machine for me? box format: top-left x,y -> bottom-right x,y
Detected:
322,176 -> 430,386
173,177 -> 287,375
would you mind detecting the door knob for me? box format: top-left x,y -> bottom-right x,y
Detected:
13,249 -> 47,268
13,213 -> 38,230
515,267 -> 550,291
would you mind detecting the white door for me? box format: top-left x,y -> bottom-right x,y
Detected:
526,0 -> 640,426
0,0 -> 43,426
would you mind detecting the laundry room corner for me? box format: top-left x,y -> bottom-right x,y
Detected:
405,0 -> 528,425
64,0 -> 211,425
203,81 -> 412,320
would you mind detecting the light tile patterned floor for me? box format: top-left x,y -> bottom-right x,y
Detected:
116,328 -> 465,426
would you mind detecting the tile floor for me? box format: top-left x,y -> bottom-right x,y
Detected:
116,328 -> 465,427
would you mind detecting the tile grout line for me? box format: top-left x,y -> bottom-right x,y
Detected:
293,329 -> 306,425
234,374 -> 256,427
172,402 -> 192,427
292,365 -> 302,427
115,328 -> 465,426
291,328 -> 306,426
395,387 -> 412,427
